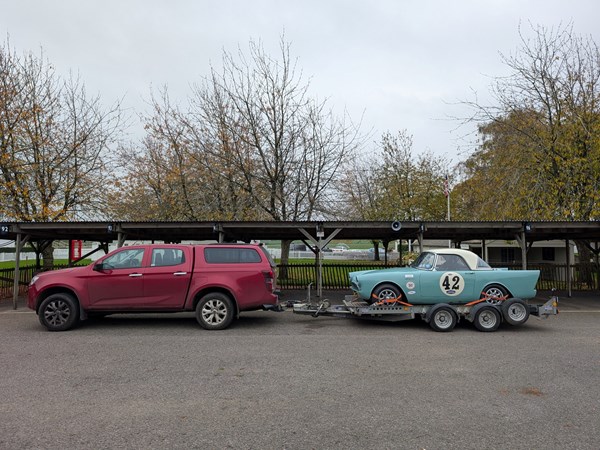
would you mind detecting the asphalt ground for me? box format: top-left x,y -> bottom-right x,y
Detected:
0,291 -> 599,449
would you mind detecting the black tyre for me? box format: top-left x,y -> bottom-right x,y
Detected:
38,293 -> 80,332
474,306 -> 501,332
370,283 -> 402,304
195,293 -> 235,330
501,298 -> 530,326
482,284 -> 509,304
429,306 -> 457,332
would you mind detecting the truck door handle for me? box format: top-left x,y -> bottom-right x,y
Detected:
173,272 -> 187,276
129,273 -> 143,277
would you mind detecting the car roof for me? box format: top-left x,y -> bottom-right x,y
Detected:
427,248 -> 482,269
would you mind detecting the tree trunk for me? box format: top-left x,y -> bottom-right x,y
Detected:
575,240 -> 593,287
42,243 -> 54,270
279,239 -> 291,279
372,240 -> 380,261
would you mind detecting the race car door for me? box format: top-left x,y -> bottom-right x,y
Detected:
419,253 -> 475,302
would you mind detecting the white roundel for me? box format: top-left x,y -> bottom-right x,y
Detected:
439,272 -> 465,296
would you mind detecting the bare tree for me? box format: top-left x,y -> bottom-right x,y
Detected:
0,41 -> 123,266
334,152 -> 382,220
187,39 -> 361,222
117,38 -> 361,269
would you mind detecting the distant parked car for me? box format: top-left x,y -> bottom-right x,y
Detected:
290,243 -> 308,251
331,244 -> 350,253
349,248 -> 539,305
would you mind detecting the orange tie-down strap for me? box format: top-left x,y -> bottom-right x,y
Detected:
465,293 -> 509,306
372,293 -> 414,307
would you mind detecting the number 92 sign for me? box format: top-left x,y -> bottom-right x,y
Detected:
439,272 -> 465,296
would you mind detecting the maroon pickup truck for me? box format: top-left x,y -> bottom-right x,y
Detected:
28,243 -> 279,331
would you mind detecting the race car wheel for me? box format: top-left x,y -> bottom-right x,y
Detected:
371,283 -> 402,303
474,306 -> 501,332
501,298 -> 530,326
429,306 -> 457,332
482,284 -> 509,305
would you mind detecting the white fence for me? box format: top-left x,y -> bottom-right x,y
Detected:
1,247 -> 398,263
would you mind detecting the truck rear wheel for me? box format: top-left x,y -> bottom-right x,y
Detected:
501,298 -> 530,326
38,293 -> 79,332
429,306 -> 457,332
195,293 -> 234,330
474,306 -> 501,332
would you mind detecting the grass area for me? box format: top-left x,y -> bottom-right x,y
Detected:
276,259 -> 395,289
0,259 -> 92,269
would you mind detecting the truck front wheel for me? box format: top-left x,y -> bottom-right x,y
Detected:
195,293 -> 234,330
38,293 -> 80,331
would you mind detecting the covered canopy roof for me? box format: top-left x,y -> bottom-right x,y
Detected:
2,220 -> 600,243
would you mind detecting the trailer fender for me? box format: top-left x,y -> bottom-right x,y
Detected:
466,302 -> 502,323
425,303 -> 458,323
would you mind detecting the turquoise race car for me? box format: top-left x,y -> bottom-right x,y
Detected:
349,248 -> 539,305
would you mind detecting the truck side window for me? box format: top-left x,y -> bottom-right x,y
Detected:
204,248 -> 261,264
151,249 -> 185,267
103,249 -> 145,269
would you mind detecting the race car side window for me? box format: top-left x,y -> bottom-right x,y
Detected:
476,256 -> 492,269
411,252 -> 436,270
435,254 -> 470,271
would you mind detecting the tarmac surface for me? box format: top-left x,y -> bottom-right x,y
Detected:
1,290 -> 599,449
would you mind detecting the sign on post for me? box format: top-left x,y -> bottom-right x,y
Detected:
70,240 -> 83,262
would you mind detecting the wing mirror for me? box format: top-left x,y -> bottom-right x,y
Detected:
93,262 -> 106,272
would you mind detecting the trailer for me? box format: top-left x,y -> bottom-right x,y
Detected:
292,292 -> 559,332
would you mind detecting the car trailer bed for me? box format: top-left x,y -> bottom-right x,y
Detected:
292,293 -> 559,332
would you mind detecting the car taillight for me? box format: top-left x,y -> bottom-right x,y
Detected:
262,270 -> 275,292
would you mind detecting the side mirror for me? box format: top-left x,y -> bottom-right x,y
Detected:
93,263 -> 105,272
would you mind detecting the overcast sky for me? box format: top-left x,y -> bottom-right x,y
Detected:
2,0 -> 599,161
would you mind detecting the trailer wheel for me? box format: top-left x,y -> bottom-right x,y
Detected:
474,306 -> 501,332
501,298 -> 530,326
371,283 -> 402,304
429,306 -> 457,332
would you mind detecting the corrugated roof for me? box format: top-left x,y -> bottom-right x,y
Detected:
1,220 -> 599,243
